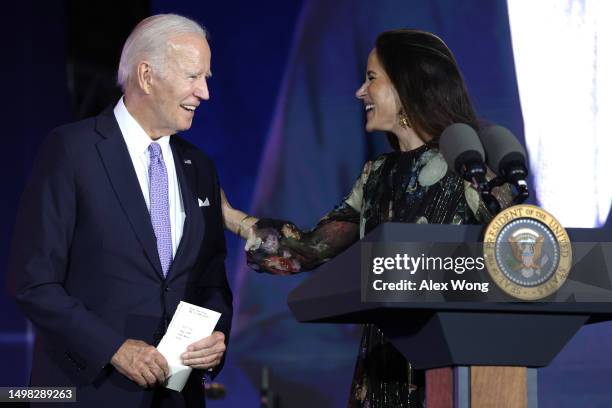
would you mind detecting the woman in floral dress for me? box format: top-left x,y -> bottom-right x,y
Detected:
222,29 -> 510,407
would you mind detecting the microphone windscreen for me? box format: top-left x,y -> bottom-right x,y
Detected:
439,123 -> 485,174
479,126 -> 527,174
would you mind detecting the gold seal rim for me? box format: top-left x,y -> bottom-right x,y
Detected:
483,204 -> 572,301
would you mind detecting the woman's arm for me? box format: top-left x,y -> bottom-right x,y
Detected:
245,205 -> 360,275
221,188 -> 258,239
222,161 -> 372,275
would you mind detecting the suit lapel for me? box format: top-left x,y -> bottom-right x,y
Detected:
94,108 -> 164,278
168,140 -> 205,281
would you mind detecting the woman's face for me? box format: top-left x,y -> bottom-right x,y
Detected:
355,49 -> 402,133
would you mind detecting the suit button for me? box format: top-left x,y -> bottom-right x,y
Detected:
165,286 -> 171,292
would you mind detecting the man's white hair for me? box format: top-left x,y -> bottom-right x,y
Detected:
117,14 -> 207,91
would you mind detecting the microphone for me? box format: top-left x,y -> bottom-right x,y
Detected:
479,125 -> 529,204
439,123 -> 501,215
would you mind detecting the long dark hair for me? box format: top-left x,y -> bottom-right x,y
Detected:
375,29 -> 479,150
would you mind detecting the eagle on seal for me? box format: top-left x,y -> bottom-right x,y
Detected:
508,229 -> 546,278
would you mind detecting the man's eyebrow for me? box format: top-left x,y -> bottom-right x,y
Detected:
366,70 -> 376,76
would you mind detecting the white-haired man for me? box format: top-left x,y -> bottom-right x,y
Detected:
8,14 -> 232,407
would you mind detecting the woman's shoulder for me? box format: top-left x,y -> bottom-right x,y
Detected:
342,154 -> 392,212
365,152 -> 393,173
354,153 -> 391,187
371,151 -> 393,163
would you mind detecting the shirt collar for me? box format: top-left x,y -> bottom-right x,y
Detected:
113,96 -> 171,157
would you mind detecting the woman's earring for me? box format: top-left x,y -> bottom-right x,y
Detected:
398,112 -> 411,129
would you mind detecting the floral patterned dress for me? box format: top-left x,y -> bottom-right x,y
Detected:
245,145 -> 510,407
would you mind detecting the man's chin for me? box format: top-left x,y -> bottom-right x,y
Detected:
176,120 -> 194,133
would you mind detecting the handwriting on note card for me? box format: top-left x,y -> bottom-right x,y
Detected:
156,301 -> 221,391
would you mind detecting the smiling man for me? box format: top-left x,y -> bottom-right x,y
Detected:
7,14 -> 232,408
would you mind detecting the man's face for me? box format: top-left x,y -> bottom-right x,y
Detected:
148,33 -> 211,136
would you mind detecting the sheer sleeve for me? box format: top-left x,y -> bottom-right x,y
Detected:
246,162 -> 372,275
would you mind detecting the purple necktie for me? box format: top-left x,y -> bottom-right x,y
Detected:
148,142 -> 172,277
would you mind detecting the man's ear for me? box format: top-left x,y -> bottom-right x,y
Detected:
136,61 -> 154,94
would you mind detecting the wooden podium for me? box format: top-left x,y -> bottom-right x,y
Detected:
287,224 -> 612,407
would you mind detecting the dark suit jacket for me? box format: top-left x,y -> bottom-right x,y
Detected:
7,107 -> 232,407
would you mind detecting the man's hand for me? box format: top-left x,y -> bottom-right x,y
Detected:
111,339 -> 169,387
181,331 -> 226,370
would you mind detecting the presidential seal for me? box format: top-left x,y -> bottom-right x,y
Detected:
483,204 -> 572,300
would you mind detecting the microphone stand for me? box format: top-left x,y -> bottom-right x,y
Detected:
511,180 -> 529,204
462,161 -> 501,216
489,175 -> 530,205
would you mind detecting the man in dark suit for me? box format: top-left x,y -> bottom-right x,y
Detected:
7,14 -> 232,407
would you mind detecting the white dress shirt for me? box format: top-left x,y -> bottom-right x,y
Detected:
113,97 -> 185,258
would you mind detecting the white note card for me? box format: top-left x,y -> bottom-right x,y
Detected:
157,301 -> 221,391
